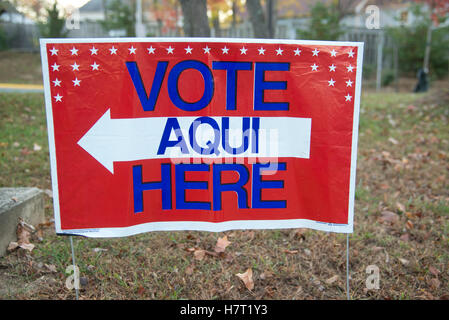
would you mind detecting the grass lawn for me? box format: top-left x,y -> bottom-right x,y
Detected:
0,87 -> 448,300
0,51 -> 43,85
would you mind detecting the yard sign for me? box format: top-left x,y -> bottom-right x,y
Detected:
40,38 -> 363,237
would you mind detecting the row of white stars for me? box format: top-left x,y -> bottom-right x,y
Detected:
50,46 -> 355,57
50,61 -> 355,73
50,61 -> 100,72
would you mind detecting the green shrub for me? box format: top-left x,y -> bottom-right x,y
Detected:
387,4 -> 449,79
296,2 -> 343,41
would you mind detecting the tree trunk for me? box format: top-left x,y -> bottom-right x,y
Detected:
245,0 -> 268,38
179,0 -> 210,37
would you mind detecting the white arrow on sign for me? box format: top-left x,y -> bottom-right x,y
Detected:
77,109 -> 311,174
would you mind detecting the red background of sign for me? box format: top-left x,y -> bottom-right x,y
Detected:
45,41 -> 358,230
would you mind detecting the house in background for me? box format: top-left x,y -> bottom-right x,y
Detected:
77,0 -> 182,37
0,0 -> 34,24
276,0 -> 429,39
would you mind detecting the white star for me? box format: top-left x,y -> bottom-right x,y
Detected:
71,62 -> 80,71
328,78 -> 336,86
310,63 -> 318,71
90,46 -> 98,55
91,62 -> 100,71
258,47 -> 266,55
312,48 -> 320,56
109,46 -> 117,55
203,46 -> 211,54
329,64 -> 336,72
221,46 -> 229,54
166,46 -> 174,54
50,47 -> 58,56
345,93 -> 352,101
51,63 -> 60,71
128,46 -> 137,54
52,78 -> 61,87
347,64 -> 355,72
70,47 -> 79,55
348,50 -> 355,58
147,46 -> 155,54
72,78 -> 81,86
330,49 -> 337,57
54,94 -> 63,102
346,79 -> 353,87
184,45 -> 193,54
240,47 -> 247,55
294,48 -> 301,56
275,47 -> 283,55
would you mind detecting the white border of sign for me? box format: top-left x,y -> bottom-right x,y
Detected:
40,37 -> 363,237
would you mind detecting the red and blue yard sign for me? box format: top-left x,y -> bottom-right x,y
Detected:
40,38 -> 363,237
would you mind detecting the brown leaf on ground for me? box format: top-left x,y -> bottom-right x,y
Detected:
428,266 -> 440,277
193,249 -> 206,261
399,233 -> 410,241
325,275 -> 339,285
137,286 -> 145,296
396,202 -> 406,213
260,271 -> 274,280
429,278 -> 440,290
236,268 -> 254,291
8,219 -> 35,252
7,242 -> 19,251
44,264 -> 57,273
185,265 -> 194,275
406,220 -> 414,230
284,249 -> 299,254
379,211 -> 399,224
214,236 -> 231,253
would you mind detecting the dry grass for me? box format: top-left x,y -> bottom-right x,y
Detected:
0,85 -> 448,300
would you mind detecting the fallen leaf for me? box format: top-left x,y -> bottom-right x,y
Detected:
396,202 -> 406,213
405,220 -> 414,230
19,243 -> 35,252
325,275 -> 339,285
388,137 -> 398,145
92,248 -> 108,253
399,258 -> 409,266
137,286 -> 145,296
194,249 -> 206,261
284,249 -> 299,254
236,268 -> 254,291
260,271 -> 274,280
185,265 -> 194,275
7,242 -> 19,251
44,264 -> 57,273
214,236 -> 231,253
428,266 -> 440,277
429,278 -> 440,290
379,211 -> 399,224
33,143 -> 42,151
399,233 -> 410,242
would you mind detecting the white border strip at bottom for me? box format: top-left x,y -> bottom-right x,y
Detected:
58,219 -> 353,238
